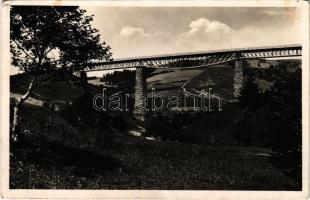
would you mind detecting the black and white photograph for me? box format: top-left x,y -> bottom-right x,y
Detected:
0,0 -> 309,199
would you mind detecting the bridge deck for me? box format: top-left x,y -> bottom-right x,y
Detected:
85,44 -> 302,71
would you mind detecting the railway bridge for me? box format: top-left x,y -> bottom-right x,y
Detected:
83,44 -> 302,120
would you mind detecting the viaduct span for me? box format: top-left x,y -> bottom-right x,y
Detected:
83,44 -> 302,120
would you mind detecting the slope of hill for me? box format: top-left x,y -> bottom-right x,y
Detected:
149,58 -> 302,101
186,65 -> 234,100
10,73 -> 86,104
147,69 -> 204,86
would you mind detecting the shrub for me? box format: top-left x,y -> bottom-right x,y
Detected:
234,65 -> 301,181
145,113 -> 198,142
62,92 -> 113,130
111,115 -> 128,132
145,115 -> 174,141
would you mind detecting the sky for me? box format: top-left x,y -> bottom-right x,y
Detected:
11,6 -> 302,76
82,6 -> 302,59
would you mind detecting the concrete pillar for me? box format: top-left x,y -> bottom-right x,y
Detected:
233,59 -> 243,98
133,67 -> 148,121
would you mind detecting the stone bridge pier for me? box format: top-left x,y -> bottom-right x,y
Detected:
233,59 -> 243,98
133,67 -> 148,121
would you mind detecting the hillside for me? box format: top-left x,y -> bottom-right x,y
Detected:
144,58 -> 302,101
147,69 -> 204,88
186,65 -> 234,100
10,73 -> 88,109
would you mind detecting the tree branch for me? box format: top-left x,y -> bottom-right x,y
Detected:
18,75 -> 37,105
12,40 -> 35,60
43,46 -> 54,57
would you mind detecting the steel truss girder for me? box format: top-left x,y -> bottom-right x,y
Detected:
85,45 -> 302,72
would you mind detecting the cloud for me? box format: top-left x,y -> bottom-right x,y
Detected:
117,26 -> 149,41
188,18 -> 233,35
113,26 -> 174,57
176,18 -> 234,51
112,17 -> 301,58
176,17 -> 301,52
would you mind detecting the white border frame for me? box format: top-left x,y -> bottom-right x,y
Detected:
1,1 -> 309,199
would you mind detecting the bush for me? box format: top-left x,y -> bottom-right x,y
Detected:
111,115 -> 128,132
62,92 -> 113,130
145,115 -> 175,141
145,113 -> 198,143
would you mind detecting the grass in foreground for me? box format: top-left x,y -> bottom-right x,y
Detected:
10,105 -> 300,190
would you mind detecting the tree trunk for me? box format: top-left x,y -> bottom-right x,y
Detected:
11,75 -> 37,138
11,101 -> 20,136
